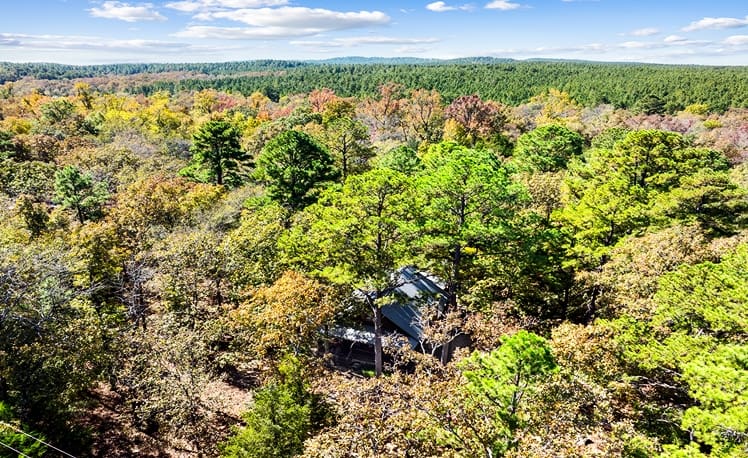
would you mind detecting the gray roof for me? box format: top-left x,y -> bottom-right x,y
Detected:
328,325 -> 376,345
381,266 -> 446,344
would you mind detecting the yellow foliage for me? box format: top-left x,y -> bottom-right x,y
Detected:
111,175 -> 222,249
531,88 -> 583,130
193,89 -> 219,114
248,91 -> 272,118
20,90 -> 50,115
180,182 -> 225,216
703,119 -> 722,129
0,117 -> 33,135
442,118 -> 468,144
231,271 -> 339,357
138,91 -> 190,136
69,220 -> 126,291
683,103 -> 709,116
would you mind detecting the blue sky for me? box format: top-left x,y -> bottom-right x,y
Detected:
1,1 -> 748,64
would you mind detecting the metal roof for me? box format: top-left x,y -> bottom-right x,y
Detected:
381,266 -> 446,345
327,267 -> 446,350
328,325 -> 376,345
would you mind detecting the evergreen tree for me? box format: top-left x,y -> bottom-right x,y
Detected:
221,356 -> 326,458
53,165 -> 108,224
256,130 -> 338,211
181,120 -> 249,187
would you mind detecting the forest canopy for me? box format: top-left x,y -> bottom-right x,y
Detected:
3,59 -> 748,111
0,62 -> 746,457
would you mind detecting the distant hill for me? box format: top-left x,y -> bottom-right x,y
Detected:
311,56 -> 516,65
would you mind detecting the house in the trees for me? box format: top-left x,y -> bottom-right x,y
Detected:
324,266 -> 468,369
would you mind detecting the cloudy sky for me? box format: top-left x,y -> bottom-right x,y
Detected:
1,0 -> 747,64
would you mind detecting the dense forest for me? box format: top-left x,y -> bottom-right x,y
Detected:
4,60 -> 748,111
0,63 -> 746,457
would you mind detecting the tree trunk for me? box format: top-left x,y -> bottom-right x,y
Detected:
440,335 -> 451,365
373,305 -> 383,377
440,240 -> 462,365
75,204 -> 85,224
341,140 -> 348,181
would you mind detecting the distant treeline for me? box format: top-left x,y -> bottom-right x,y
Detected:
134,62 -> 748,111
0,60 -> 309,82
2,60 -> 748,111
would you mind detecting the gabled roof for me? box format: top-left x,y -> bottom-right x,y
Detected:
381,266 -> 446,345
329,267 -> 446,350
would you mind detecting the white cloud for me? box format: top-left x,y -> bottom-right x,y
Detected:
198,7 -> 389,29
88,1 -> 166,22
163,1 -> 203,12
427,1 -> 454,11
618,38 -> 710,50
485,1 -> 521,10
0,37 -> 22,46
723,35 -> 748,46
291,36 -> 440,48
619,41 -> 657,49
394,46 -> 432,54
682,16 -> 748,32
164,0 -> 287,13
489,43 -> 611,56
175,7 -> 390,39
426,2 -> 473,12
0,32 -> 243,63
0,32 -> 197,51
630,27 -> 659,37
175,25 -> 312,39
486,37 -> 737,64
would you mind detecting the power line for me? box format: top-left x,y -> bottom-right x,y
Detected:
0,421 -> 76,458
0,438 -> 31,458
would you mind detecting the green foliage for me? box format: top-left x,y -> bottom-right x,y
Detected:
679,345 -> 747,457
0,239 -> 107,451
320,115 -> 373,180
37,99 -> 84,138
40,99 -> 76,124
561,130 -> 733,263
126,61 -> 748,112
0,402 -> 47,458
591,127 -> 630,149
256,130 -> 338,211
221,356 -> 325,458
414,142 -> 524,312
513,124 -> 584,172
651,170 -> 747,235
653,243 -> 747,340
0,131 -> 17,160
181,120 -> 249,187
636,94 -> 667,115
16,195 -> 49,238
294,168 -> 413,289
619,244 -> 748,456
0,160 -> 55,200
459,330 -> 558,456
53,165 -> 109,224
374,145 -> 423,175
283,167 -> 414,375
1,59 -> 748,458
224,199 -> 288,289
